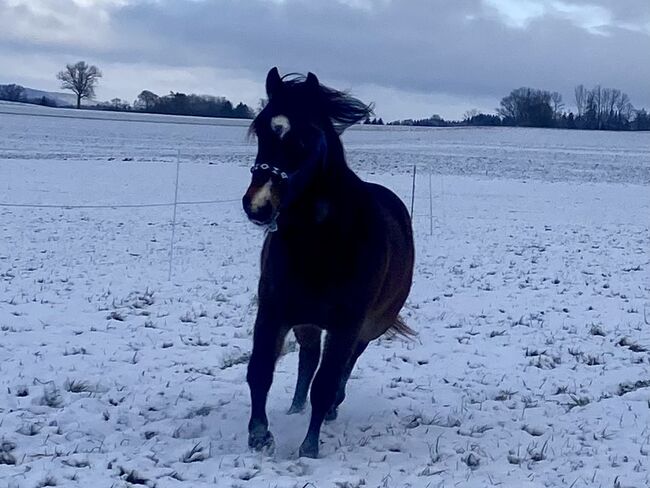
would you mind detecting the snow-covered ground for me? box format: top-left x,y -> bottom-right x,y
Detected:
1,107 -> 650,487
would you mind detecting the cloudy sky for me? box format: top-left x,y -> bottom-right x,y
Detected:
1,0 -> 648,120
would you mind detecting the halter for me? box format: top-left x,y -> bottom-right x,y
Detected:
248,134 -> 327,234
249,163 -> 288,234
250,162 -> 289,180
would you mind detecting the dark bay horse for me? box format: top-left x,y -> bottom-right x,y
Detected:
242,67 -> 414,458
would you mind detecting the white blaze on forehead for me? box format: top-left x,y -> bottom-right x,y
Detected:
250,179 -> 274,212
271,115 -> 291,139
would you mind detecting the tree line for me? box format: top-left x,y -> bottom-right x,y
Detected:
0,61 -> 255,119
391,84 -> 649,131
129,90 -> 254,118
3,61 -> 648,129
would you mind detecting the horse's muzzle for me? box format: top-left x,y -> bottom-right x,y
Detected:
242,194 -> 275,226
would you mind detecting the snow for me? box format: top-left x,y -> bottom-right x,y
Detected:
1,107 -> 650,487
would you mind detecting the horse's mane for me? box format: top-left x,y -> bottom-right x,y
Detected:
253,73 -> 374,135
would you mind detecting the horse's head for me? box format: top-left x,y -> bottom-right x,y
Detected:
243,67 -> 373,228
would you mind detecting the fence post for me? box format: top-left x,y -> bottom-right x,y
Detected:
168,151 -> 181,281
410,164 -> 416,221
428,162 -> 433,236
439,172 -> 446,228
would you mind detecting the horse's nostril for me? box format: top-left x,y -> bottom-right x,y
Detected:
244,196 -> 273,225
253,203 -> 273,224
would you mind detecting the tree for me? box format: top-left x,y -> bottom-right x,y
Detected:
498,87 -> 554,127
632,109 -> 650,131
134,90 -> 159,111
0,84 -> 26,102
464,112 -> 501,126
57,61 -> 102,109
463,109 -> 480,122
38,96 -> 57,107
574,84 -> 635,130
232,102 -> 255,119
591,85 -> 603,129
109,98 -> 131,111
550,92 -> 564,120
574,84 -> 587,117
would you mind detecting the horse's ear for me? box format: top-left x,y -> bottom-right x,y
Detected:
266,67 -> 282,99
306,72 -> 320,91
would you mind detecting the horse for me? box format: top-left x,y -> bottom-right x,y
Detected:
242,67 -> 415,458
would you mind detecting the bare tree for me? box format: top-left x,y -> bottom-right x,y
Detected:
463,109 -> 480,122
257,98 -> 268,113
57,61 -> 102,109
574,84 -> 587,117
616,92 -> 634,122
550,92 -> 564,119
592,85 -> 603,128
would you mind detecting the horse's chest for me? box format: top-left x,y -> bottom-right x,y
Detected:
268,233 -> 357,289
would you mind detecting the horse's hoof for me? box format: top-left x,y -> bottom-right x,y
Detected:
299,441 -> 319,459
248,430 -> 275,453
325,406 -> 338,422
287,403 -> 305,415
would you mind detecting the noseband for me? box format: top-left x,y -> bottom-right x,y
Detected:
248,162 -> 290,233
249,135 -> 327,231
250,132 -> 326,184
250,162 -> 289,181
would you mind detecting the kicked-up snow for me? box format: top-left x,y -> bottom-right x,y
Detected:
1,105 -> 650,487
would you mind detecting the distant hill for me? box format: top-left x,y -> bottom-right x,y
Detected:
22,87 -> 80,107
0,84 -> 86,107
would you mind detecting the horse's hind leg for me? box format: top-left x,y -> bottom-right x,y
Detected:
299,330 -> 359,458
288,325 -> 321,414
325,340 -> 368,421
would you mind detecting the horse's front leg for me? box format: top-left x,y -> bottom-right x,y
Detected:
247,308 -> 288,452
299,329 -> 359,458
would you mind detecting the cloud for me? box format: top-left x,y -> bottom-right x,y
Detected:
0,0 -> 122,47
484,0 -> 650,33
1,0 -> 648,119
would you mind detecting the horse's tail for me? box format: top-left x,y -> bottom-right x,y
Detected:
389,316 -> 416,339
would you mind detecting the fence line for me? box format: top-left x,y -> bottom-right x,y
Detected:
1,157 -> 445,281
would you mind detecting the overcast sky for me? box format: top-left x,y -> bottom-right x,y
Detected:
1,0 -> 648,120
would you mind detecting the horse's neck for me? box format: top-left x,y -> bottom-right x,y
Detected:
321,135 -> 361,195
280,131 -> 364,229
280,161 -> 362,232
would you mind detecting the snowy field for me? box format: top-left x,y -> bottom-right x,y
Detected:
1,105 -> 650,487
